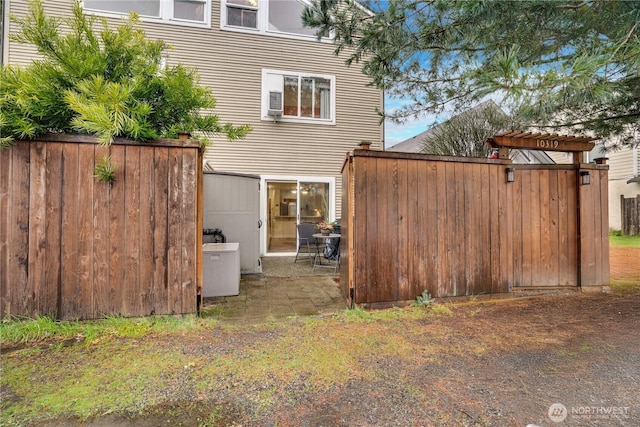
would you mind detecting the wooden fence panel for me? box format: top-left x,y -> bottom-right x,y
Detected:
349,151 -> 515,305
346,151 -> 608,307
621,195 -> 640,236
0,136 -> 200,320
513,167 -> 580,288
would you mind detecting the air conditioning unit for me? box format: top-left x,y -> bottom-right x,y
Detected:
267,91 -> 283,118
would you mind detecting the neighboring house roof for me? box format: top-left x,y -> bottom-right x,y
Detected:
388,101 -> 555,164
388,127 -> 437,153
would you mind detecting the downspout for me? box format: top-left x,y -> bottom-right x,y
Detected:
1,0 -> 7,67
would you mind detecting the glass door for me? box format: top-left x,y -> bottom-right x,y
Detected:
299,182 -> 330,224
266,181 -> 298,253
265,180 -> 332,254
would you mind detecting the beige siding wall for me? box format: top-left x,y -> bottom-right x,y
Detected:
5,0 -> 383,218
606,147 -> 639,230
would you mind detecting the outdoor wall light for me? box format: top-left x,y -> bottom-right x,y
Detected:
580,171 -> 591,185
505,167 -> 515,183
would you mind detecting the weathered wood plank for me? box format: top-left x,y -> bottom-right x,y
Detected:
356,156 -> 375,304
468,164 -> 484,295
167,149 -> 183,313
598,170 -> 610,285
566,170 -> 579,285
76,144 -> 95,318
0,145 -> 11,316
405,160 -> 426,299
124,145 -> 141,316
497,165 -> 510,293
511,167 -> 523,288
60,143 -> 80,319
108,146 -> 126,315
139,147 -> 155,315
435,161 -> 448,297
488,165 -> 500,293
423,161 -> 439,296
453,162 -> 466,295
92,145 -> 111,317
376,157 -> 392,302
152,147 -> 170,314
530,169 -> 542,286
520,170 -> 533,287
44,143 -> 63,318
579,172 -> 597,287
538,169 -> 551,285
180,148 -> 198,314
340,157 -> 352,303
396,159 -> 410,300
547,171 -> 560,286
28,142 -> 48,315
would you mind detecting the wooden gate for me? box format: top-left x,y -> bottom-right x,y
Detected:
512,167 -> 579,287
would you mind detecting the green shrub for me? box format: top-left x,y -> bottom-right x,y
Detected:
0,0 -> 250,146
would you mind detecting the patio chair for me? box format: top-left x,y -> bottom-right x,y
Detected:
294,223 -> 327,265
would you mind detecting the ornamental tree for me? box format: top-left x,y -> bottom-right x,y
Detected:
303,0 -> 640,148
1,0 -> 251,147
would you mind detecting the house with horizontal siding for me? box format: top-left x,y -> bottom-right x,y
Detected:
2,0 -> 383,256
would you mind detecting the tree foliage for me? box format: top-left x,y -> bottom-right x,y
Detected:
303,0 -> 640,147
1,0 -> 251,146
420,101 -> 515,157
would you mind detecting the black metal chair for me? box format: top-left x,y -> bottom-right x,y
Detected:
294,223 -> 326,265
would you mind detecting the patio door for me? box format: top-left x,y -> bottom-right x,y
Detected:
265,179 -> 331,254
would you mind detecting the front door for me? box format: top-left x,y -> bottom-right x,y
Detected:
265,179 -> 331,254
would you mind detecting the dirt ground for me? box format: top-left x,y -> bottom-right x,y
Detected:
6,248 -> 640,427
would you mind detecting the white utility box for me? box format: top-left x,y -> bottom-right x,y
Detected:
202,243 -> 240,297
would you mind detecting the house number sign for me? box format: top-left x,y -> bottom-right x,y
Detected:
535,139 -> 560,149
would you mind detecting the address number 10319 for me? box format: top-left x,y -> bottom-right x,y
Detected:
535,139 -> 560,148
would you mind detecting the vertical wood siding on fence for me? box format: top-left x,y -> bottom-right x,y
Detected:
621,195 -> 640,236
512,167 -> 579,287
580,169 -> 610,287
345,151 -> 609,306
0,137 -> 200,320
350,151 -> 512,305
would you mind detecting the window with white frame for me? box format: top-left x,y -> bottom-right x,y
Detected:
83,0 -> 210,27
222,0 -> 326,39
262,69 -> 335,124
225,0 -> 258,28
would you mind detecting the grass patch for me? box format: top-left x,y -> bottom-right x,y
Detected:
609,231 -> 640,248
0,314 -> 217,347
610,278 -> 640,293
2,341 -> 195,425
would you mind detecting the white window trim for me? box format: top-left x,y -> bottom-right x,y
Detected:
220,0 -> 333,42
261,68 -> 336,125
82,0 -> 212,29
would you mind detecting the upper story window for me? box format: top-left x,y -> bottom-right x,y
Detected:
222,0 -> 327,40
226,0 -> 258,28
83,0 -> 211,27
262,69 -> 335,125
